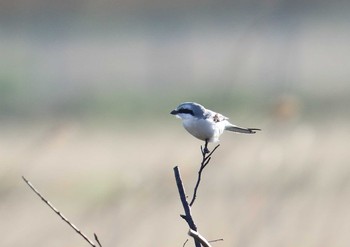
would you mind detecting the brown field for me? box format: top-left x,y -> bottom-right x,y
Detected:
1,1 -> 350,246
1,117 -> 349,247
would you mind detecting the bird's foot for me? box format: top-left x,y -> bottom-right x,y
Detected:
203,139 -> 210,154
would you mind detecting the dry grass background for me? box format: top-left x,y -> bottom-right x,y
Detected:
1,2 -> 350,246
1,114 -> 349,247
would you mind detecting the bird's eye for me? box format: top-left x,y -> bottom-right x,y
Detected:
178,108 -> 194,115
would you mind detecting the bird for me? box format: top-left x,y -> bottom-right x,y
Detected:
170,102 -> 260,153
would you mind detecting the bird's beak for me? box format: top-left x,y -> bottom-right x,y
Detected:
170,110 -> 178,115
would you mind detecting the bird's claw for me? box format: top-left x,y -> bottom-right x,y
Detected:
203,147 -> 210,154
203,140 -> 210,154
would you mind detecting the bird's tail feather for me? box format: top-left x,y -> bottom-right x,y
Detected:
225,125 -> 261,134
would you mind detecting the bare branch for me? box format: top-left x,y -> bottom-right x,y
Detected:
209,238 -> 224,243
188,229 -> 212,247
189,144 -> 220,206
22,176 -> 99,247
94,233 -> 102,247
182,239 -> 189,247
173,167 -> 201,247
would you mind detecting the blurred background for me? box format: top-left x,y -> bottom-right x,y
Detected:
1,0 -> 350,246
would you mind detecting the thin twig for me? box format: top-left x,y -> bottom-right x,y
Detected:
188,229 -> 212,247
94,233 -> 102,247
209,238 -> 224,243
182,239 -> 189,247
22,176 -> 99,247
173,167 -> 201,247
189,144 -> 220,206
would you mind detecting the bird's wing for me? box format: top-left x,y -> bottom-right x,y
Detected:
204,110 -> 228,123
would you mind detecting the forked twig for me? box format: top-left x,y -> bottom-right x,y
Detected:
174,167 -> 201,247
189,144 -> 220,206
188,229 -> 212,247
174,141 -> 222,246
22,176 -> 100,247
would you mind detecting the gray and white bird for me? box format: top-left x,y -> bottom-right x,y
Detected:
170,102 -> 260,152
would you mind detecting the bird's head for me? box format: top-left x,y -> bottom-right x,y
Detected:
170,102 -> 205,120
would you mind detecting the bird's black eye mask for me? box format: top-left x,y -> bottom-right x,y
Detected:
177,108 -> 194,116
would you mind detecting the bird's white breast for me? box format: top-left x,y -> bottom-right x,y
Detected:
182,118 -> 226,142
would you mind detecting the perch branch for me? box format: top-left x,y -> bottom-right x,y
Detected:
173,167 -> 201,247
22,176 -> 100,247
189,144 -> 220,206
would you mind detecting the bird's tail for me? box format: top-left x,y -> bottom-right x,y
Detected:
225,124 -> 261,134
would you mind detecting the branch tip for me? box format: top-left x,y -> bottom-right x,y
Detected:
22,176 -> 97,247
94,233 -> 102,247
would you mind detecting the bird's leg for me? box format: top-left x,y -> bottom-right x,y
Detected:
203,139 -> 210,154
